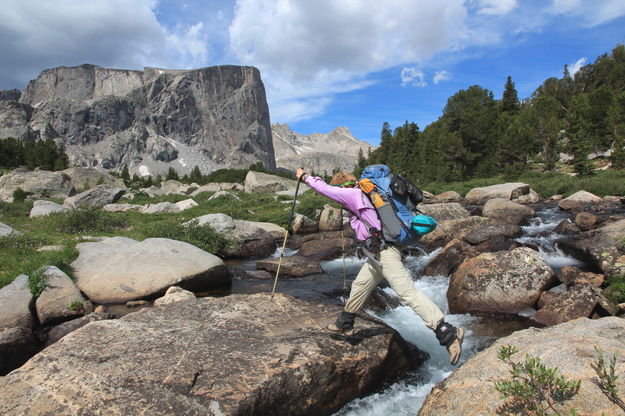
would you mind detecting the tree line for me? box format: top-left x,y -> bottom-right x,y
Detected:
357,44 -> 625,182
0,138 -> 69,171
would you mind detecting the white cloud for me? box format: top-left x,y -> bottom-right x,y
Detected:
229,0 -> 468,121
0,0 -> 210,87
401,67 -> 427,87
570,57 -> 587,75
433,70 -> 452,84
550,0 -> 625,26
477,0 -> 517,16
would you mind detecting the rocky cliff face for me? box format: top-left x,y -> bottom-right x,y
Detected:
0,64 -> 275,175
272,123 -> 373,174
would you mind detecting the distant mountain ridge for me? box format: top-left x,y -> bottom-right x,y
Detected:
272,123 -> 373,174
0,64 -> 275,176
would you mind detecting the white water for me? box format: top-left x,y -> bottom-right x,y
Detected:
324,207 -> 588,415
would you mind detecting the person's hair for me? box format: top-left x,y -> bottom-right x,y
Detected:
330,172 -> 357,186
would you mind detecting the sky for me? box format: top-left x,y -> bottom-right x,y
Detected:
1,0 -> 624,146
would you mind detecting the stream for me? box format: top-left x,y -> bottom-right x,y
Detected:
221,206 -> 595,414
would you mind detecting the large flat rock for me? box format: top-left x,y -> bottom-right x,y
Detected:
0,293 -> 420,415
71,237 -> 230,303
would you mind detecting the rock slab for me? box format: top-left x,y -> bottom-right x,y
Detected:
419,317 -> 625,416
0,293 -> 419,415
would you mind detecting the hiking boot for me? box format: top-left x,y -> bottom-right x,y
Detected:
326,323 -> 354,336
435,321 -> 464,365
327,311 -> 356,335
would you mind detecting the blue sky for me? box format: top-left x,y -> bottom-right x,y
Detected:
1,1 -> 624,146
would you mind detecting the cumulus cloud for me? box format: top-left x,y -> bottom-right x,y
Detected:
570,57 -> 587,75
433,70 -> 452,84
476,0 -> 517,16
229,0 -> 468,121
401,67 -> 427,87
0,0 -> 210,88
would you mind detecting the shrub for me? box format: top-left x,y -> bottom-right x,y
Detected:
495,345 -> 581,415
58,207 -> 130,234
604,274 -> 625,304
12,187 -> 28,202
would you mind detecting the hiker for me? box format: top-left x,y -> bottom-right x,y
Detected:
295,168 -> 464,365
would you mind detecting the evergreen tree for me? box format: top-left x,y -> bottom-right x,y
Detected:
501,76 -> 520,114
568,95 -> 595,175
166,166 -> 179,181
190,165 -> 203,184
121,165 -> 130,186
609,91 -> 625,169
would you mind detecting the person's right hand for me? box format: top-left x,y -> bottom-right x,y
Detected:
295,168 -> 306,180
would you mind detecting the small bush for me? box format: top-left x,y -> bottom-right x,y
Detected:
12,187 -> 28,202
58,207 -> 130,233
604,274 -> 625,304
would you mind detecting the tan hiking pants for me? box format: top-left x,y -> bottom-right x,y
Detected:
344,245 -> 444,330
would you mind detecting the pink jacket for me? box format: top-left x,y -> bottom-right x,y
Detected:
303,175 -> 381,242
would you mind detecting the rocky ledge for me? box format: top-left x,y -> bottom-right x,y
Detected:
0,293 -> 422,416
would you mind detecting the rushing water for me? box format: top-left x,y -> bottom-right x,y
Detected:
326,207 -> 585,415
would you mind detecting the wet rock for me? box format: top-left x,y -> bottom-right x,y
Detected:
423,239 -> 479,277
35,266 -> 90,326
417,202 -> 470,222
0,275 -> 34,329
474,234 -> 520,253
574,211 -> 600,231
29,200 -> 70,218
0,293 -> 420,415
297,237 -> 356,260
553,219 -> 582,235
464,183 -> 530,205
448,248 -> 555,315
71,237 -> 230,303
559,218 -> 625,276
482,198 -> 534,225
420,216 -> 491,249
464,223 -> 522,245
63,184 -> 125,208
530,284 -> 598,326
256,255 -> 324,277
289,230 -> 354,249
419,317 -> 625,416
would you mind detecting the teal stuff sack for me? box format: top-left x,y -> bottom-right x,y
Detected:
410,214 -> 437,235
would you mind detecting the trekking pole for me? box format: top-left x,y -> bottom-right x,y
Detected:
271,178 -> 301,300
340,207 -> 347,290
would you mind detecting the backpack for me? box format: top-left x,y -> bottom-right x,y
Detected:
359,164 -> 436,245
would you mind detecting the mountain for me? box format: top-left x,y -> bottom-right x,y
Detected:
271,123 -> 374,175
0,64 -> 276,175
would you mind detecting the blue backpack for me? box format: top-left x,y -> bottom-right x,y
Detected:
359,164 -> 436,245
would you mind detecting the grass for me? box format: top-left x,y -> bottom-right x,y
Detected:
0,188 -> 330,291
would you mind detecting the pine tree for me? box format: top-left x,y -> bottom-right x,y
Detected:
609,91 -> 625,169
190,165 -> 203,184
121,165 -> 130,186
501,76 -> 520,114
166,166 -> 179,181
